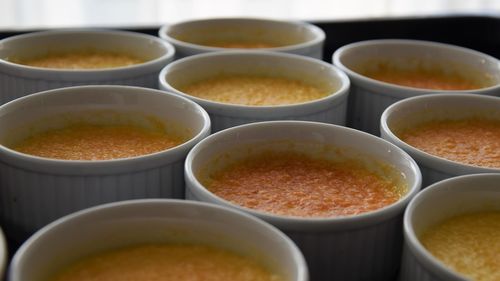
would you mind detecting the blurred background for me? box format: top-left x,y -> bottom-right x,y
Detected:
1,0 -> 499,30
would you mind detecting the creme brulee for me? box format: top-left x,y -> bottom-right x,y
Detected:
179,75 -> 329,106
420,212 -> 500,281
398,118 -> 500,168
11,124 -> 183,160
201,151 -> 406,217
359,63 -> 484,90
48,244 -> 283,281
11,51 -> 144,69
199,41 -> 278,49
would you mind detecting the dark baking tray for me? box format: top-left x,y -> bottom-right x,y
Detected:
316,15 -> 500,61
1,14 -> 499,281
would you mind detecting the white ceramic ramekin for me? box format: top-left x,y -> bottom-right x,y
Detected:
333,39 -> 500,135
159,51 -> 350,132
9,199 -> 308,281
185,121 -> 422,281
400,173 -> 500,281
159,18 -> 325,59
381,93 -> 500,187
0,29 -> 175,104
0,85 -> 210,242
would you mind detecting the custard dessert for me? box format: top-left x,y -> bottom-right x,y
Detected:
398,118 -> 500,168
180,75 -> 329,106
12,123 -> 183,160
420,211 -> 500,281
358,61 -> 487,90
49,243 -> 283,281
201,151 -> 406,217
11,50 -> 144,69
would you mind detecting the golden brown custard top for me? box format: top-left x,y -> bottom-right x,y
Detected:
11,50 -> 144,69
12,123 -> 183,160
49,244 -> 284,281
200,41 -> 279,49
420,212 -> 500,281
360,63 -> 485,90
180,75 -> 329,106
398,118 -> 500,168
201,151 -> 406,217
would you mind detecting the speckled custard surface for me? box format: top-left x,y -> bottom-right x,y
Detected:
201,151 -> 406,217
199,41 -> 279,49
420,212 -> 500,281
398,118 -> 500,168
179,75 -> 330,106
11,123 -> 183,160
358,62 -> 487,90
11,50 -> 144,69
48,244 -> 284,281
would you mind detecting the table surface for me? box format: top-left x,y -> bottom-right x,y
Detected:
1,0 -> 500,30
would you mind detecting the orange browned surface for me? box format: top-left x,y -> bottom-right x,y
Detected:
361,66 -> 482,90
420,212 -> 500,281
399,118 -> 500,168
12,124 -> 182,160
12,51 -> 144,69
180,75 -> 329,106
203,151 -> 405,217
201,41 -> 278,48
49,244 -> 283,281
